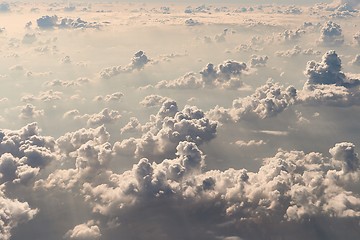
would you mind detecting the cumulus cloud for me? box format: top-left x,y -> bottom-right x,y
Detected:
0,191 -> 38,240
37,15 -> 101,29
156,60 -> 248,90
275,45 -> 321,57
64,221 -> 101,240
249,55 -> 268,68
93,92 -> 124,102
19,104 -> 44,119
185,18 -> 201,26
208,80 -> 297,122
99,51 -> 150,79
318,21 -> 344,46
114,99 -> 217,159
139,95 -> 171,108
76,108 -> 122,127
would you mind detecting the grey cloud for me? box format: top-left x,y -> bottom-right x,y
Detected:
93,92 -> 124,102
114,100 -> 217,160
0,191 -> 38,240
19,104 -> 44,119
0,123 -> 56,184
208,80 -> 297,122
350,54 -> 360,66
37,15 -> 101,29
277,29 -> 305,42
75,108 -> 122,127
249,55 -> 268,68
100,51 -> 150,79
304,50 -> 360,88
120,117 -> 141,135
22,33 -> 37,44
41,138 -> 360,240
0,2 -> 10,12
353,32 -> 360,45
139,94 -> 171,108
36,15 -> 58,29
275,45 -> 321,57
318,21 -> 344,46
156,60 -> 248,90
185,18 -> 201,26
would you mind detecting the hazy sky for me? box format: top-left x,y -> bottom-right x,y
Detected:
0,1 -> 360,240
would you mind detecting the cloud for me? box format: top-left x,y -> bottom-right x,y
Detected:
353,32 -> 360,45
75,108 -> 122,127
114,100 -> 217,159
64,221 -> 101,240
0,2 -> 10,12
185,18 -> 201,26
19,104 -> 44,119
99,51 -> 150,79
36,15 -> 58,29
0,190 -> 38,240
93,92 -> 124,102
233,139 -> 266,148
350,54 -> 360,66
249,55 -> 268,68
208,80 -> 297,122
318,21 -> 344,46
139,95 -> 171,108
37,15 -> 101,30
275,45 -> 321,57
156,60 -> 248,90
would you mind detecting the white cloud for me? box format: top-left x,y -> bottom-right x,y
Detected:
64,221 -> 101,240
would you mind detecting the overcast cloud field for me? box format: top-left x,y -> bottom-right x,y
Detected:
0,0 -> 360,239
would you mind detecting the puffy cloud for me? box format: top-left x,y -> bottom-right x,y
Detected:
318,21 -> 344,46
120,117 -> 141,135
233,139 -> 266,148
21,90 -> 62,102
353,32 -> 360,45
64,221 -> 101,240
19,104 -> 44,119
93,92 -> 124,102
0,123 -> 56,184
208,80 -> 297,122
37,15 -> 101,29
156,72 -> 203,89
0,190 -> 38,240
304,50 -> 346,85
249,55 -> 268,68
114,100 -> 217,159
277,29 -> 305,42
36,15 -> 58,29
156,60 -> 248,90
99,51 -> 150,79
329,142 -> 359,173
185,18 -> 201,26
139,94 -> 171,108
275,45 -> 321,57
76,108 -> 122,127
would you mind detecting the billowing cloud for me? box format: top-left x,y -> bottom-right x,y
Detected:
100,51 -> 150,79
318,21 -> 344,46
37,15 -> 101,29
64,221 -> 101,240
156,60 -> 248,90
